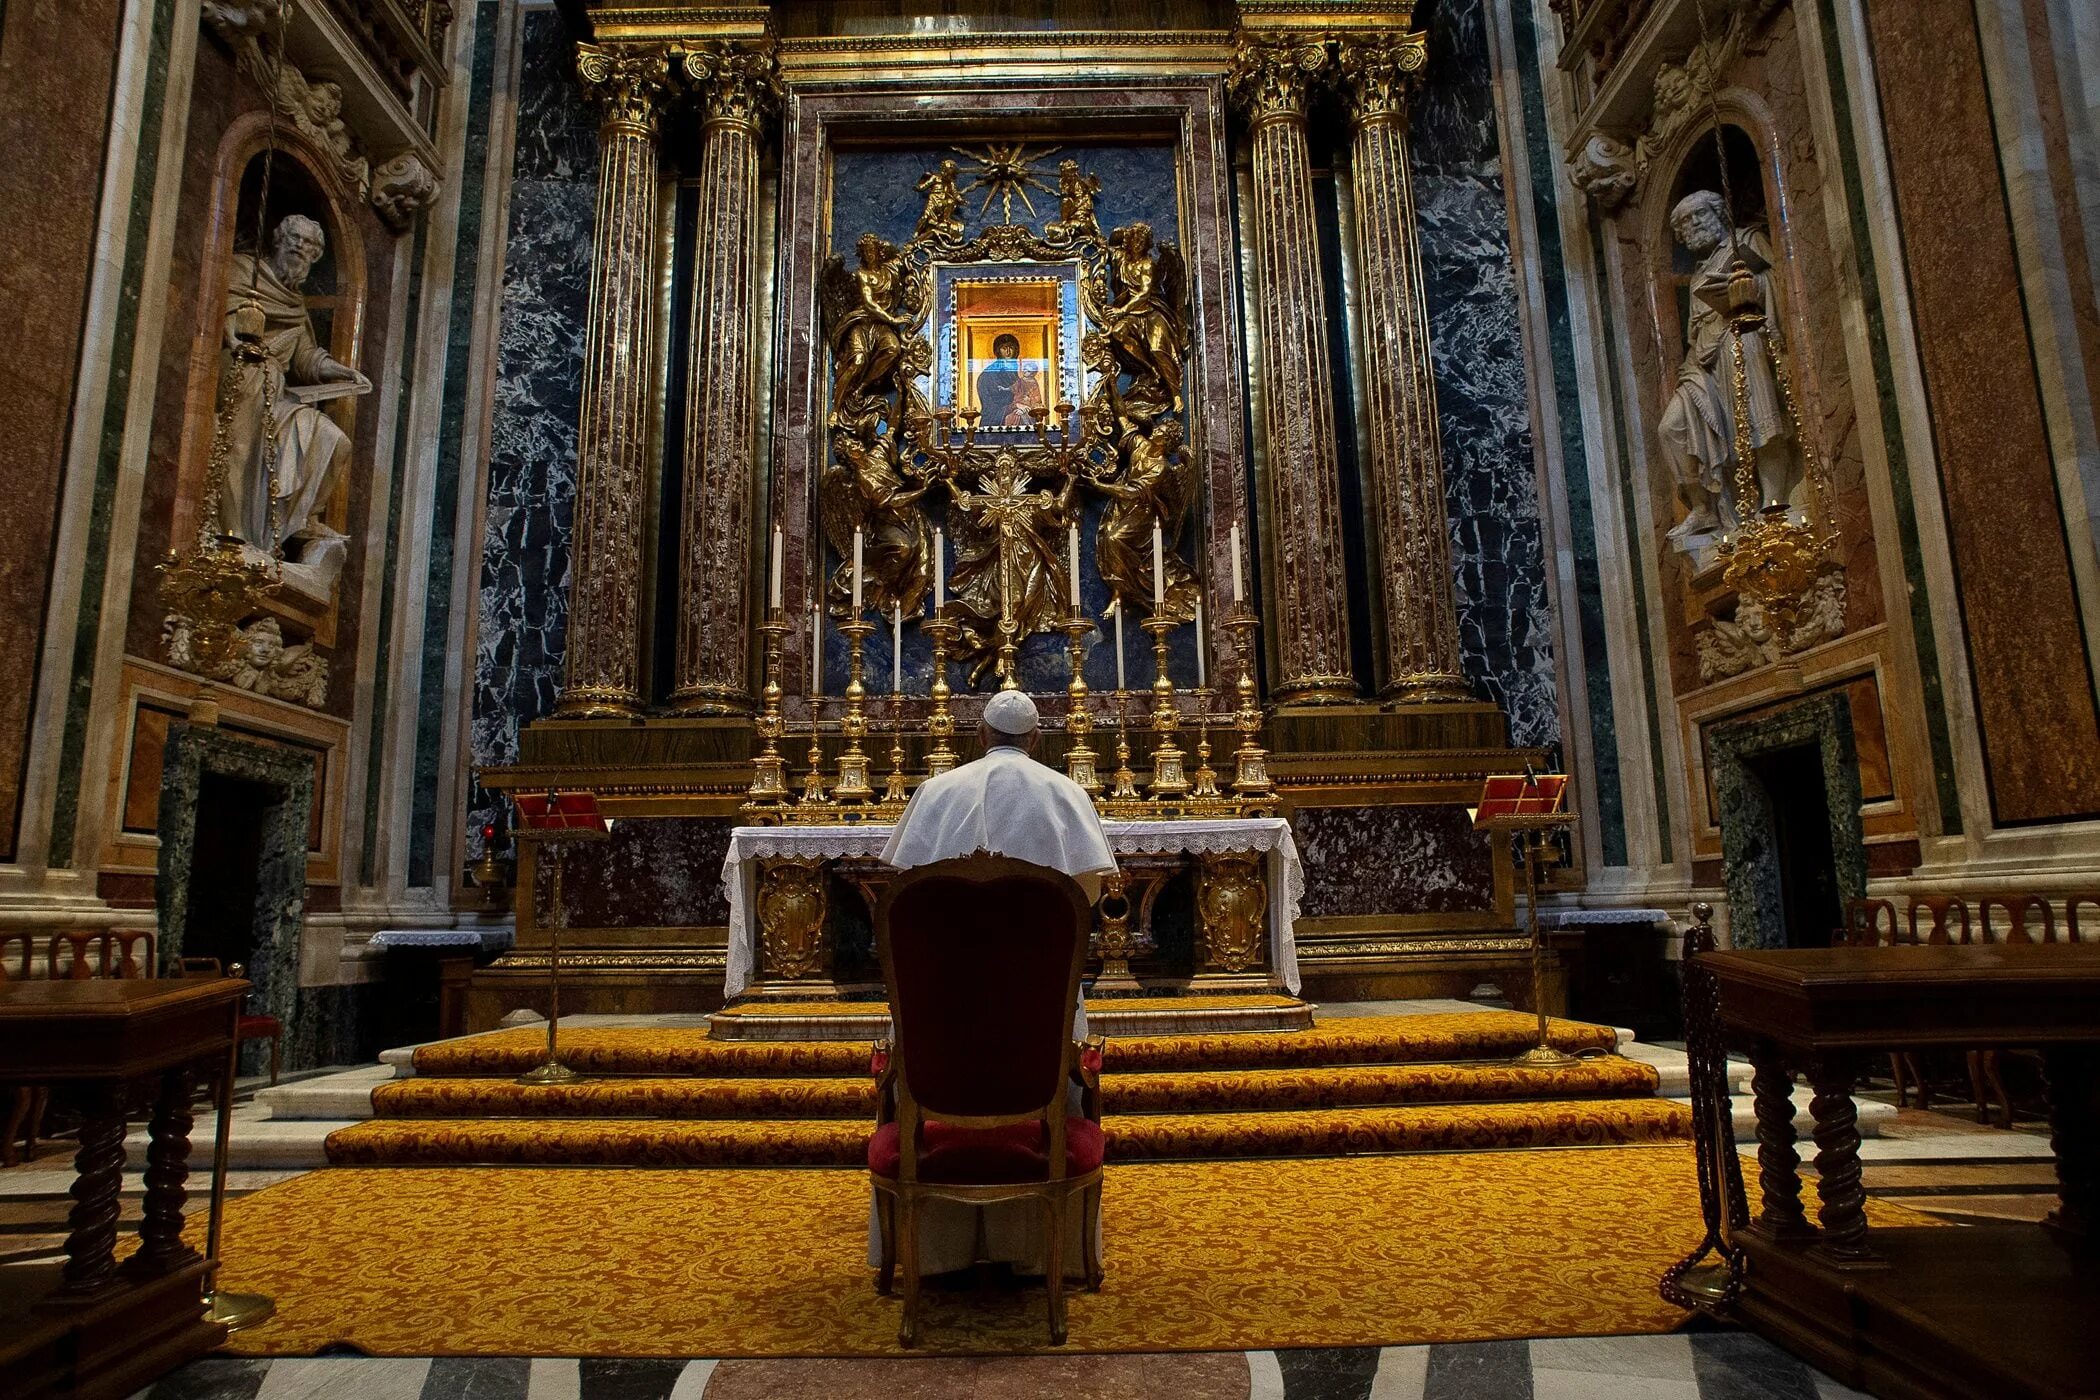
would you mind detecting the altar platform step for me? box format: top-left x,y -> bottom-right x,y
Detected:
323,1097 -> 1692,1167
708,994 -> 1315,1041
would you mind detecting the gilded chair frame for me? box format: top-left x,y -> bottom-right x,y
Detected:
870,855 -> 1102,1347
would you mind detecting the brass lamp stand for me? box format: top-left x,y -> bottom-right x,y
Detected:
1473,771 -> 1578,1069
512,790 -> 611,1085
202,990 -> 273,1331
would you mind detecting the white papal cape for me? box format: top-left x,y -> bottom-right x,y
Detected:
871,745 -> 1114,1276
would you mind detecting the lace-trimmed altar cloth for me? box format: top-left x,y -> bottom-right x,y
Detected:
721,817 -> 1303,998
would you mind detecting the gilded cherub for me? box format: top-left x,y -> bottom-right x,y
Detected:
1102,222 -> 1189,415
819,234 -> 916,434
913,159 -> 967,245
1047,159 -> 1102,240
1095,412 -> 1199,623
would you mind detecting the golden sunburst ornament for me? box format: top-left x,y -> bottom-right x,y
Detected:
953,142 -> 1062,224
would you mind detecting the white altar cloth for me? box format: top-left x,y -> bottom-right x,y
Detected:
721,817 -> 1303,998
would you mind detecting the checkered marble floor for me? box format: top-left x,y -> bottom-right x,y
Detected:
133,1333 -> 1869,1399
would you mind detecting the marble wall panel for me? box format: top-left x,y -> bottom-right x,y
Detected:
0,0 -> 126,859
1411,0 -> 1559,751
468,11 -> 597,840
534,816 -> 734,929
1293,803 -> 1497,917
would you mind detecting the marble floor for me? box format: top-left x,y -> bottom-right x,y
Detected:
132,1333 -> 1871,1400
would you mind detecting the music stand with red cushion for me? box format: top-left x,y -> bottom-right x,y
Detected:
869,855 -> 1102,1347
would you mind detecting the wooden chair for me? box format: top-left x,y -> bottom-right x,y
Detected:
1908,895 -> 1973,945
1,930 -> 47,1166
869,856 -> 1103,1347
1978,893 -> 2058,945
182,957 -> 283,1084
1837,897 -> 1899,948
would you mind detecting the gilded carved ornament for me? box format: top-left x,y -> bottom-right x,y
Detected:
681,38 -> 780,131
1332,30 -> 1428,124
1228,34 -> 1331,125
816,153 -> 1199,685
575,42 -> 672,132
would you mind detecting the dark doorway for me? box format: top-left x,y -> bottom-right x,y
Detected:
180,771 -> 277,973
1749,742 -> 1840,948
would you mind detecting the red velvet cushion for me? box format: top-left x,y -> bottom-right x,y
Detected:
868,1117 -> 1104,1183
237,1014 -> 281,1038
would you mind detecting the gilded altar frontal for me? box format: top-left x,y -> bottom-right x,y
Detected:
3,0 -> 2099,1390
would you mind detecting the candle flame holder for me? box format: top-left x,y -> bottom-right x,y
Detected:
1223,606 -> 1275,811
1062,612 -> 1101,795
923,611 -> 961,778
745,610 -> 792,813
833,617 -> 876,802
1141,614 -> 1189,799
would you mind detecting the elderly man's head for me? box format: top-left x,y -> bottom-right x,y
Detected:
269,214 -> 327,287
979,690 -> 1041,753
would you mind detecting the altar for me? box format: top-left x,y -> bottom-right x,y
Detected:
720,815 -> 1304,1023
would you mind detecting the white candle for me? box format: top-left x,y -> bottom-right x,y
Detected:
1195,596 -> 1207,687
891,603 -> 902,694
851,529 -> 864,614
810,601 -> 821,698
933,528 -> 945,611
1152,523 -> 1165,610
1111,599 -> 1126,690
770,526 -> 784,611
1068,521 -> 1081,609
1230,523 -> 1244,603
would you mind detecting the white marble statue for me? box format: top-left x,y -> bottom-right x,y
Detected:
221,214 -> 370,598
1657,190 -> 1800,548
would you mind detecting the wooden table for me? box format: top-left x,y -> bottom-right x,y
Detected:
1706,944 -> 2100,1400
0,977 -> 248,1400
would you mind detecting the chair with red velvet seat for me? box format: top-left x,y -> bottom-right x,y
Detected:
869,855 -> 1102,1347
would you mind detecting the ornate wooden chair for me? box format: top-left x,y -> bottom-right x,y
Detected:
869,856 -> 1103,1347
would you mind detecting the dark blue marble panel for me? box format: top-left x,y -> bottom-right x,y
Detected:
1415,0 -> 1560,753
469,10 -> 595,843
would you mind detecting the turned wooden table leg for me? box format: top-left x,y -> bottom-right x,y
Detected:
57,1082 -> 128,1297
1808,1055 -> 1876,1262
129,1065 -> 200,1277
1750,1042 -> 1810,1236
2042,1044 -> 2100,1247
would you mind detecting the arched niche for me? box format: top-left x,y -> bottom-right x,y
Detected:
174,113 -> 368,647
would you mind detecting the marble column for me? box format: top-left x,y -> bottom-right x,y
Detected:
1230,35 -> 1357,706
1337,32 -> 1471,705
557,42 -> 669,719
670,41 -> 778,714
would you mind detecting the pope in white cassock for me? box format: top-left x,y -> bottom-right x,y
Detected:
871,689 -> 1116,1276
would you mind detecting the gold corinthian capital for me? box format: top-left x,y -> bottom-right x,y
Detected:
575,42 -> 671,136
681,39 -> 781,135
1228,34 -> 1330,130
1333,30 -> 1429,128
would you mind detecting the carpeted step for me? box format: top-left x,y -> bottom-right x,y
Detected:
324,1098 -> 1691,1167
1105,1057 -> 1660,1114
371,1075 -> 880,1121
406,1012 -> 1620,1080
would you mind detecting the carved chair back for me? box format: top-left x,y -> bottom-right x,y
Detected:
46,929 -> 156,980
1977,893 -> 2058,945
1840,897 -> 1900,947
2069,894 -> 2100,945
1907,895 -> 1973,945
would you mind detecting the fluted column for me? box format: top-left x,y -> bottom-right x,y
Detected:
1338,32 -> 1471,704
671,41 -> 778,714
1230,36 -> 1357,705
558,42 -> 668,718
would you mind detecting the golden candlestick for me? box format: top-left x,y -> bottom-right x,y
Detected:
834,617 -> 876,801
798,702 -> 829,807
882,697 -> 910,805
1223,606 -> 1274,807
1141,614 -> 1189,798
747,610 -> 792,806
1108,689 -> 1141,802
1062,613 -> 1101,795
923,611 -> 960,777
1189,687 -> 1222,800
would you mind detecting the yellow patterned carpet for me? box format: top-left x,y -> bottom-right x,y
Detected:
205,1146 -> 1933,1358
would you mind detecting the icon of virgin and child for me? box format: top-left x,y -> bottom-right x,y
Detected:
974,332 -> 1048,428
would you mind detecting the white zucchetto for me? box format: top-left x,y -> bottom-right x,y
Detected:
982,690 -> 1041,735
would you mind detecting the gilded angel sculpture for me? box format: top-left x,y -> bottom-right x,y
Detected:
913,159 -> 967,245
1095,412 -> 1200,623
819,430 -> 934,620
818,234 -> 918,435
1047,159 -> 1102,241
1102,222 -> 1189,415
